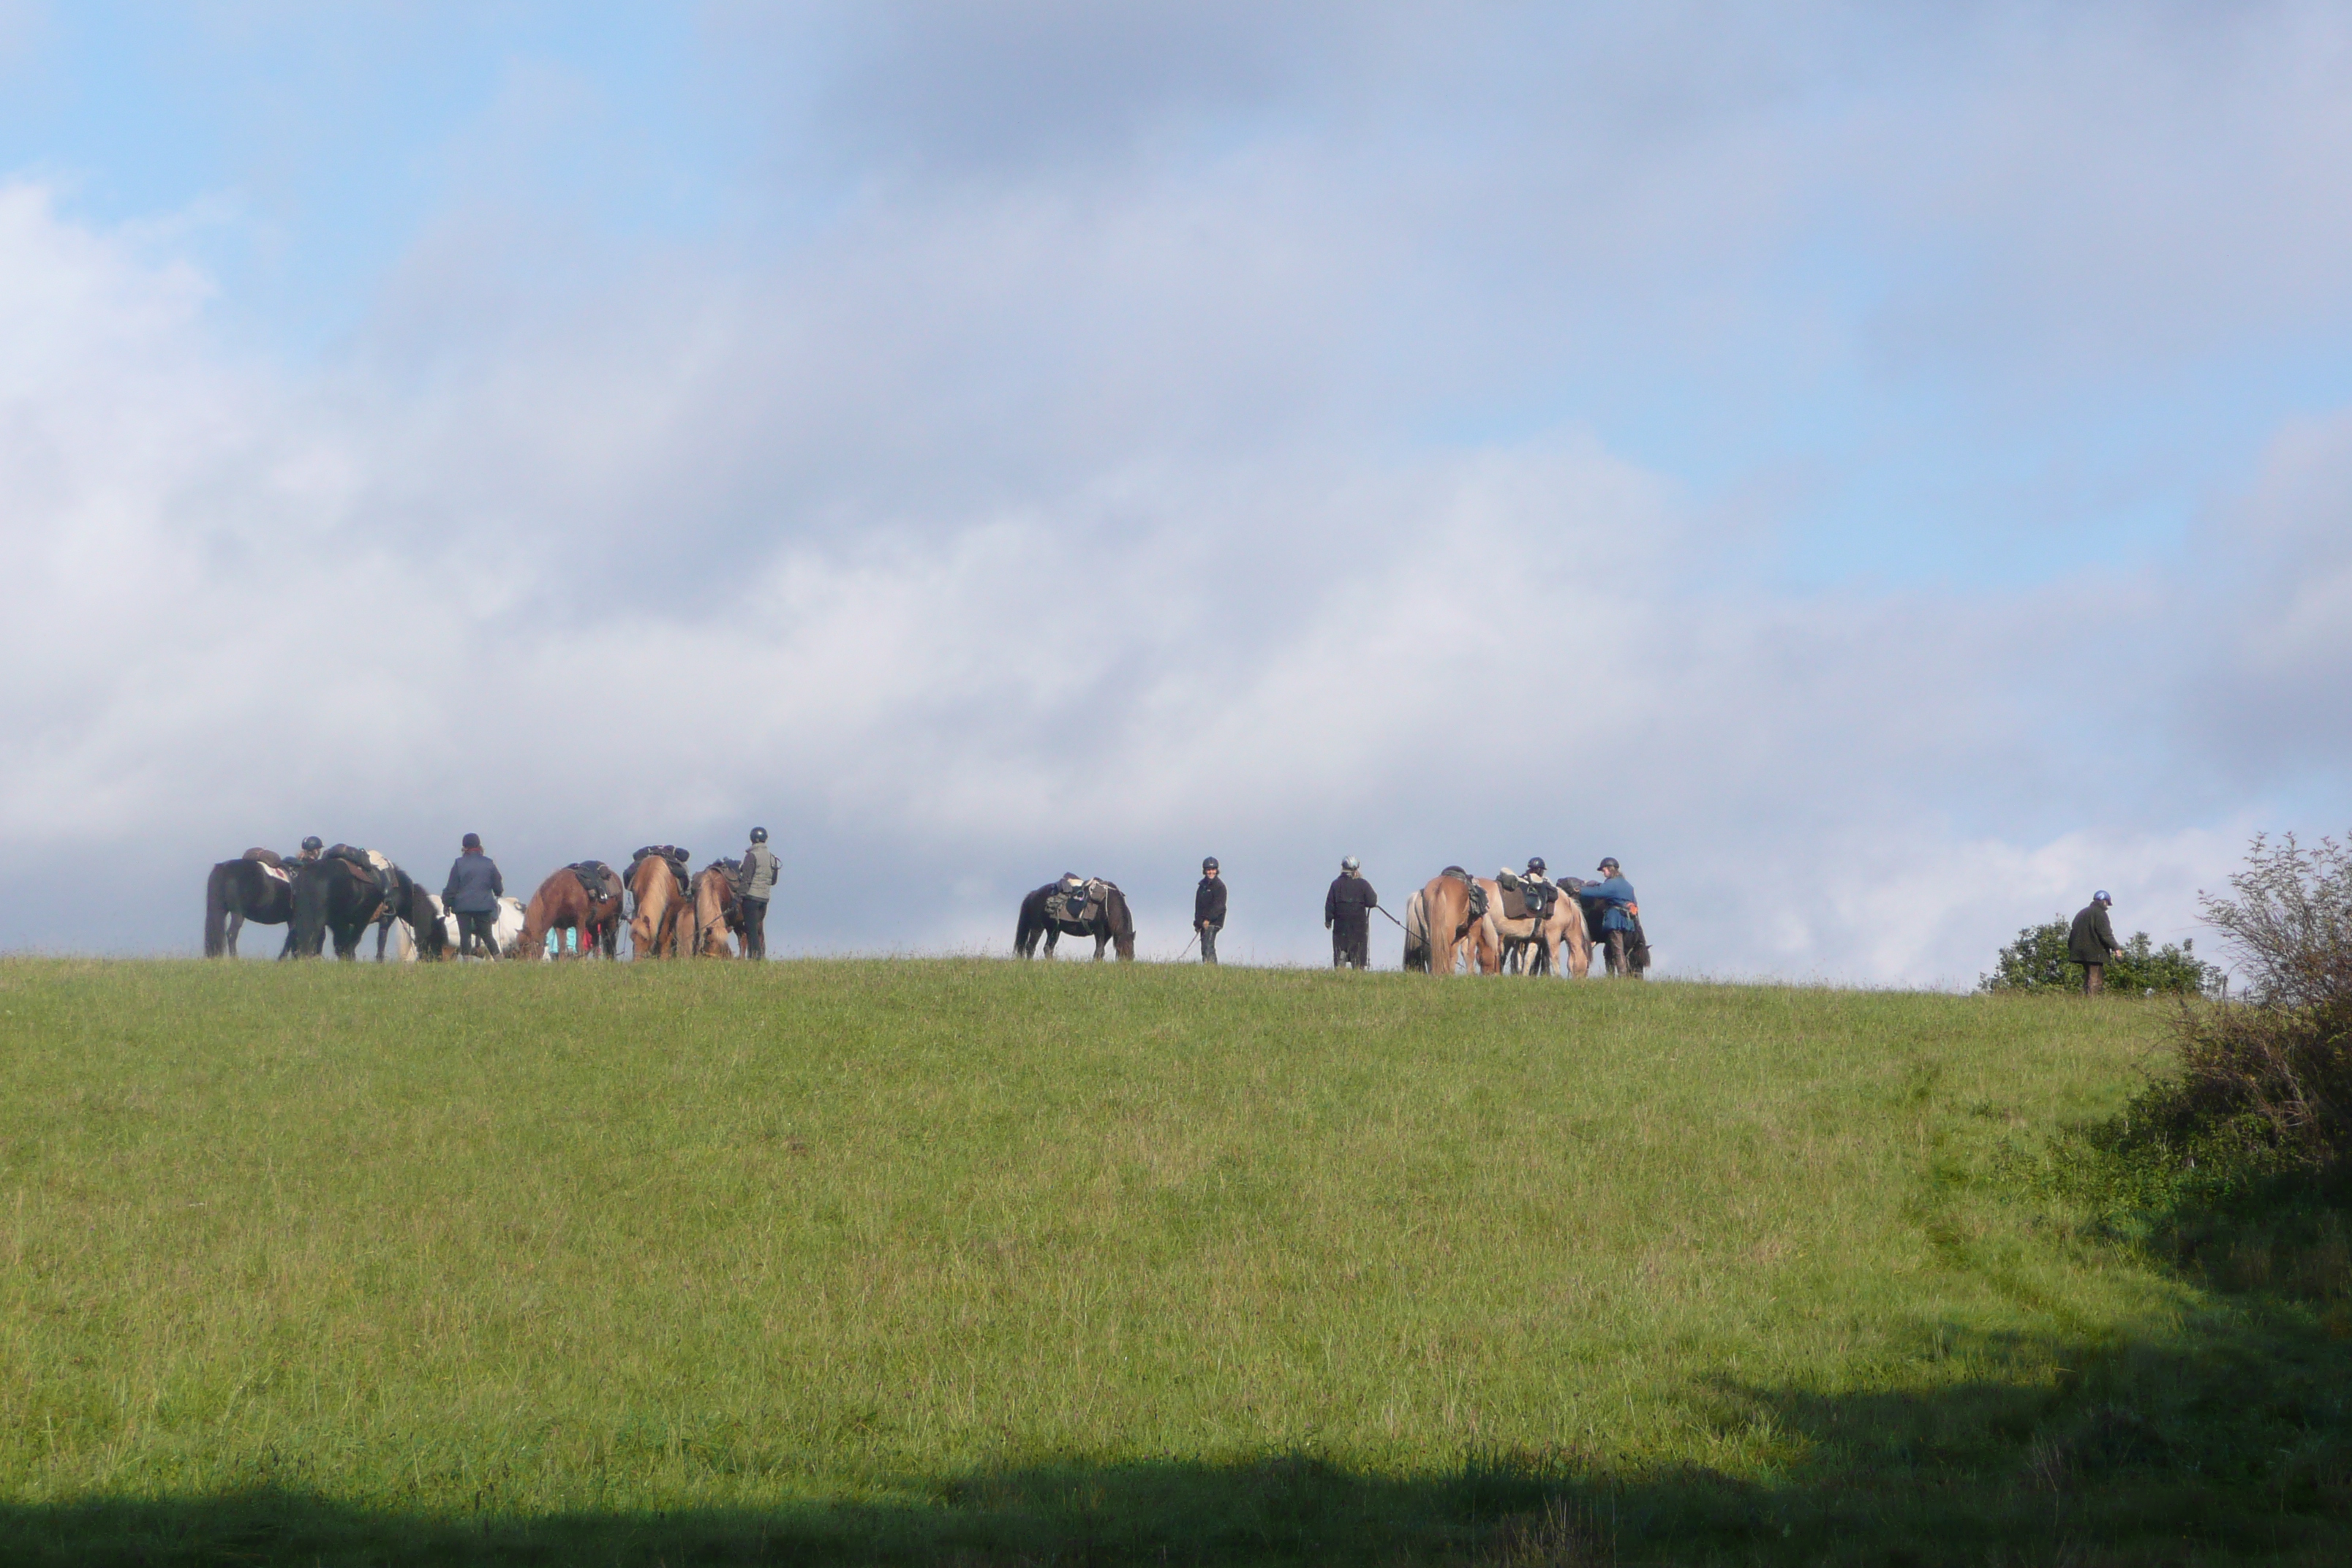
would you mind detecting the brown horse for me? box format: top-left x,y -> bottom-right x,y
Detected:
690,860 -> 742,958
1403,869 -> 1500,974
520,863 -> 626,960
628,851 -> 691,959
1480,874 -> 1592,979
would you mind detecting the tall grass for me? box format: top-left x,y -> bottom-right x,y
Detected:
0,958 -> 2342,1564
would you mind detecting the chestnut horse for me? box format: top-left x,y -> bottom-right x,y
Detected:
1479,875 -> 1592,979
628,851 -> 691,959
521,863 -> 626,960
690,860 -> 742,958
1403,869 -> 1499,974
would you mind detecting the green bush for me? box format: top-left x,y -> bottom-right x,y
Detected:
2045,834 -> 2352,1218
1979,919 -> 2220,997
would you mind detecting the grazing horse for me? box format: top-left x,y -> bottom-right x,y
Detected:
1403,869 -> 1499,974
1014,879 -> 1137,960
288,853 -> 412,960
627,852 -> 692,960
520,864 -> 625,960
690,860 -> 742,958
1480,875 -> 1592,979
396,894 -> 526,960
203,849 -> 297,957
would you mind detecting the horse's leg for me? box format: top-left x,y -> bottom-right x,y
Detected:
226,910 -> 243,959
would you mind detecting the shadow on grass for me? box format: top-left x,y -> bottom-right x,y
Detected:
7,1302 -> 2351,1568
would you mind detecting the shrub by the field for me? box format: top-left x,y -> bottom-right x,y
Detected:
1978,919 -> 2220,998
2051,834 -> 2352,1225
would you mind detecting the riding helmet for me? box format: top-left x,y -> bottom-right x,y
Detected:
1597,857 -> 1619,874
1342,856 -> 1361,872
461,832 -> 481,850
750,826 -> 769,843
301,835 -> 323,853
1526,856 -> 1546,875
1202,856 -> 1218,872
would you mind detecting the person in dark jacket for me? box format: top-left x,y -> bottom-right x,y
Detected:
2068,891 -> 2124,994
1194,857 -> 1226,964
1324,856 -> 1378,970
738,827 -> 780,961
1582,858 -> 1642,978
442,832 -> 505,959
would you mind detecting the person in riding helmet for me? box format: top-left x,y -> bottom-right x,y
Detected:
1194,856 -> 1226,965
1324,856 -> 1379,970
1517,856 -> 1558,919
739,826 -> 780,961
1580,857 -> 1641,977
288,835 -> 324,866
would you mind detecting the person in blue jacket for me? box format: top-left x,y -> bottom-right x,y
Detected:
1580,857 -> 1643,978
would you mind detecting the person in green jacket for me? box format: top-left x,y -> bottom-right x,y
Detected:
738,827 -> 781,960
2068,891 -> 2123,994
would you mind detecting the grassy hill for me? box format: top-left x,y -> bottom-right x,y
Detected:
0,958 -> 2343,1564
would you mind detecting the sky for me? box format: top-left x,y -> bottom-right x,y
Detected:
2,1 -> 2348,980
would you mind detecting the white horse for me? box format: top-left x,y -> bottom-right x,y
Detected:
392,894 -> 526,961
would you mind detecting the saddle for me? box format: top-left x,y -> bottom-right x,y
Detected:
1045,878 -> 1110,925
325,844 -> 399,910
630,846 -> 692,900
569,861 -> 619,905
1496,870 -> 1557,924
1441,866 -> 1488,921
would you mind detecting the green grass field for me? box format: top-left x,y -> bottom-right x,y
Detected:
1,958 -> 2345,1564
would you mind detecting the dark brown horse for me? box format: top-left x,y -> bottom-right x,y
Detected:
1014,878 -> 1137,960
288,851 -> 416,960
520,863 -> 625,959
203,848 -> 297,957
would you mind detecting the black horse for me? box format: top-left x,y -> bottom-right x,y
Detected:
1578,886 -> 1651,977
1014,879 -> 1137,961
289,852 -> 420,960
203,850 -> 298,957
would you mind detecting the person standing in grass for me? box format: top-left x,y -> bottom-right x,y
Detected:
739,826 -> 780,961
1194,857 -> 1226,964
442,832 -> 505,960
2068,890 -> 2124,994
1325,856 -> 1378,970
1583,857 -> 1641,978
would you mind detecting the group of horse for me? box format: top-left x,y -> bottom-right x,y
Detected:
1403,867 -> 1641,977
203,846 -> 753,962
1007,867 -> 1639,976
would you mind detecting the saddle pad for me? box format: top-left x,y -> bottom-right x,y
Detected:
260,862 -> 290,885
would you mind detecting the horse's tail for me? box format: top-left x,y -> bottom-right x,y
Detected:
1014,892 -> 1039,957
519,891 -> 550,960
1402,889 -> 1431,973
1107,889 -> 1136,961
203,862 -> 233,957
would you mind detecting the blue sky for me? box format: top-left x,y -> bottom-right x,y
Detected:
2,2 -> 2348,975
